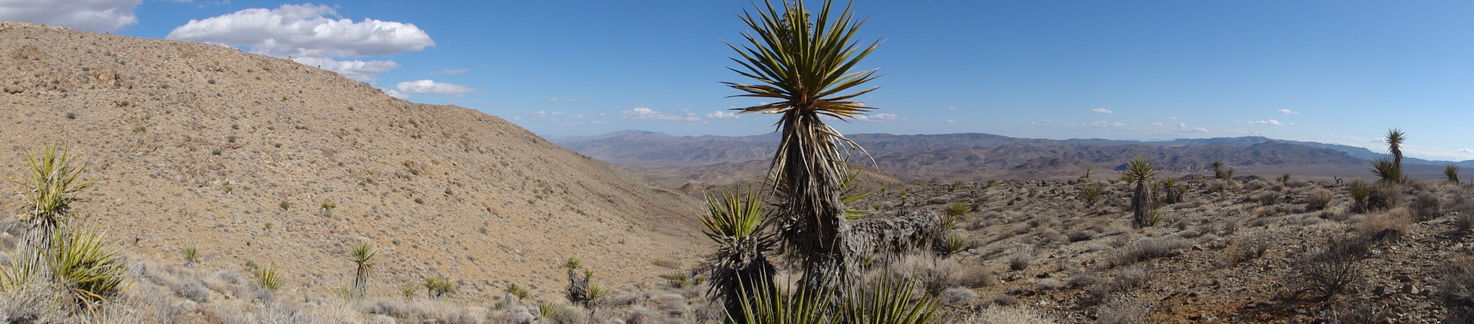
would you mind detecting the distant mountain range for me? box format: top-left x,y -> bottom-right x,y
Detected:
550,130 -> 1473,182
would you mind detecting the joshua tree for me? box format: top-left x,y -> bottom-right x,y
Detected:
348,241 -> 377,298
1447,165 -> 1461,183
1385,129 -> 1406,170
725,0 -> 881,291
1122,156 -> 1157,228
697,190 -> 774,322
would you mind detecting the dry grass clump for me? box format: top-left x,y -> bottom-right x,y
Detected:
1095,297 -> 1152,324
1112,238 -> 1189,267
938,287 -> 978,306
1222,239 -> 1269,267
362,298 -> 479,323
1355,209 -> 1414,240
1085,268 -> 1148,306
1306,188 -> 1333,211
1411,191 -> 1443,220
961,306 -> 1056,324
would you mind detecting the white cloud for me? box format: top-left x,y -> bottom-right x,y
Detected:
946,106 -> 958,110
1041,119 -> 1052,122
547,98 -> 585,103
1461,148 -> 1474,154
1278,109 -> 1299,114
946,120 -> 956,123
394,80 -> 472,96
706,111 -> 741,119
852,113 -> 903,122
1249,119 -> 1285,126
165,4 -> 433,81
291,57 -> 399,82
167,4 -> 434,57
381,88 -> 408,99
0,0 -> 142,33
1067,121 -> 1208,134
620,107 -> 705,123
426,69 -> 469,75
1090,108 -> 1113,114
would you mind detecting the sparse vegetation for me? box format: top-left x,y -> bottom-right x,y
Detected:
421,273 -> 454,298
1081,185 -> 1103,207
1292,237 -> 1368,298
348,241 -> 377,299
181,243 -> 199,266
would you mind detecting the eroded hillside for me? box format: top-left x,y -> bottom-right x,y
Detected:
0,21 -> 703,302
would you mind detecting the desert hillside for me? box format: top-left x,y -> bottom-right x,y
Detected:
0,21 -> 704,302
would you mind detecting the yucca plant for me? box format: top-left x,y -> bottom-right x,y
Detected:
941,203 -> 971,228
839,276 -> 937,324
1386,129 -> 1406,169
506,283 -> 530,301
181,244 -> 199,266
422,273 -> 454,298
1121,156 -> 1157,228
48,227 -> 128,307
15,143 -> 96,251
1372,158 -> 1404,184
320,200 -> 338,217
1348,178 -> 1372,212
728,272 -> 937,324
699,189 -> 775,322
1447,165 -> 1461,183
0,253 -> 38,292
255,264 -> 284,292
1277,174 -> 1291,186
1080,186 -> 1103,207
1212,160 -> 1227,180
348,241 -> 377,298
939,233 -> 970,256
726,0 -> 883,293
1158,178 -> 1184,204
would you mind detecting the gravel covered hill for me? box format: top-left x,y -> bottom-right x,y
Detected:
0,21 -> 704,302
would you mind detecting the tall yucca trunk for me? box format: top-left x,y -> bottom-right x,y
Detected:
775,111 -> 854,291
1131,181 -> 1151,228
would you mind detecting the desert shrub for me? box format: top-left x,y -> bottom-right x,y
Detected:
1068,230 -> 1096,242
961,306 -> 1056,324
1067,272 -> 1097,288
1224,239 -> 1269,267
1292,237 -> 1369,298
1306,189 -> 1333,211
1096,298 -> 1152,324
1085,268 -> 1148,306
545,304 -> 587,324
1113,238 -> 1189,267
1356,209 -> 1413,241
1036,278 -> 1064,290
959,263 -> 997,288
1437,260 -> 1474,320
171,277 -> 210,303
1009,253 -> 1032,271
1366,183 -> 1400,211
1412,191 -> 1443,220
938,287 -> 978,306
1457,213 -> 1474,233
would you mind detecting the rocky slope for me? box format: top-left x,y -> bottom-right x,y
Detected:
0,21 -> 704,302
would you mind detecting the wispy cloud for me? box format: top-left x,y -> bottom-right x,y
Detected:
1461,148 -> 1473,154
946,106 -> 958,110
395,79 -> 472,96
620,107 -> 705,123
1277,109 -> 1299,114
1090,108 -> 1113,114
706,111 -> 741,119
1249,119 -> 1285,126
852,113 -> 904,122
1067,121 -> 1209,134
547,98 -> 585,103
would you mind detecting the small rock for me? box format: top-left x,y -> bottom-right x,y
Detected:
1373,285 -> 1392,296
1401,284 -> 1419,295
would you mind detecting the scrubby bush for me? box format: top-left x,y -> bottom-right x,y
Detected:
1292,237 -> 1369,298
1306,189 -> 1333,211
1113,238 -> 1189,267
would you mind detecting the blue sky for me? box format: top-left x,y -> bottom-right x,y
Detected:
5,1 -> 1473,161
